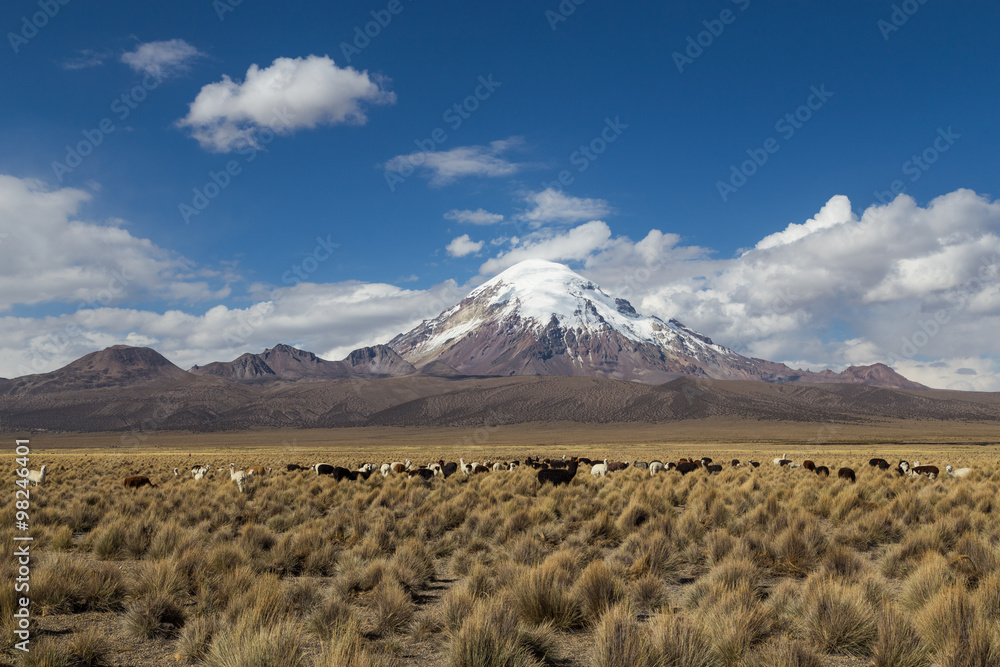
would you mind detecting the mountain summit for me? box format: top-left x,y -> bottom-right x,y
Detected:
390,259 -> 924,387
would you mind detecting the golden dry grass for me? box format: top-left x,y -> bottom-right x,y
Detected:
1,432 -> 999,666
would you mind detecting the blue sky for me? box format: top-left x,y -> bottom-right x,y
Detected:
2,0 -> 999,389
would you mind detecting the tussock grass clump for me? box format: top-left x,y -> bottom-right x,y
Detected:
820,544 -> 865,581
629,573 -> 669,613
123,591 -> 185,638
32,553 -> 128,614
201,619 -> 306,667
587,603 -> 651,667
445,599 -> 549,667
509,560 -> 582,629
741,637 -> 822,667
368,580 -> 417,636
436,583 -> 478,634
797,579 -> 876,657
14,637 -> 70,667
65,626 -> 111,667
700,585 -> 774,665
176,615 -> 219,664
974,570 -> 1000,622
899,552 -> 955,611
646,610 -> 719,667
572,559 -> 624,626
870,607 -> 931,667
918,584 -> 1000,664
307,594 -> 355,639
949,533 -> 1000,586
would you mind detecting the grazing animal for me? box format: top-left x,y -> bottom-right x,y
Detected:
578,458 -> 593,466
246,466 -> 269,476
701,457 -> 713,466
869,457 -> 889,469
459,459 -> 472,475
778,459 -> 794,467
747,460 -> 760,468
731,459 -> 741,467
539,458 -> 580,486
773,454 -> 788,466
633,461 -> 650,470
705,464 -> 723,474
330,467 -> 362,481
191,465 -> 211,476
123,475 -> 154,489
408,468 -> 434,481
802,460 -> 816,471
549,455 -> 570,469
606,461 -> 629,472
27,465 -> 47,487
173,468 -> 179,476
837,467 -> 856,483
898,460 -> 911,476
814,466 -> 830,476
441,461 -> 458,477
912,465 -> 939,479
649,461 -> 665,475
590,459 -> 609,477
945,465 -> 972,478
286,464 -> 305,472
472,464 -> 490,474
312,463 -> 335,476
675,461 -> 700,475
193,468 -> 208,481
228,464 -> 250,492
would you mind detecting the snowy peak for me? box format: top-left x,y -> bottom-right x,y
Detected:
389,259 -> 742,382
388,259 -> 924,388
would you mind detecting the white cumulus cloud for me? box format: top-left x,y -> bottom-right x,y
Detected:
479,220 -> 613,275
446,234 -> 483,257
178,55 -> 395,152
518,188 -> 612,226
0,174 -> 231,314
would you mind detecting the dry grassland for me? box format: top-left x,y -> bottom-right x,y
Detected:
2,427 -> 999,666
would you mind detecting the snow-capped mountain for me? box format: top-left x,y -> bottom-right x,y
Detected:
389,259 -> 923,387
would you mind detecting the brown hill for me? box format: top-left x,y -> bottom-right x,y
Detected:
0,347 -> 996,433
189,343 -> 416,383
